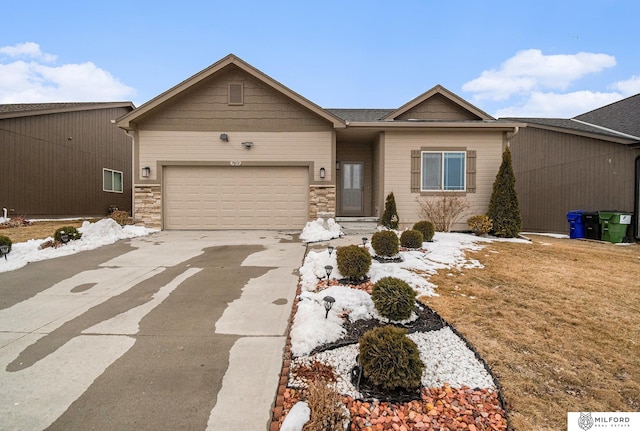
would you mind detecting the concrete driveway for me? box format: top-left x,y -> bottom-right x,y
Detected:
0,230 -> 305,431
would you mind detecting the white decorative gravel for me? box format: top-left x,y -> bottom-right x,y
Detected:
290,327 -> 495,398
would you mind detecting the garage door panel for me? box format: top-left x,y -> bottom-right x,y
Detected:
164,166 -> 308,229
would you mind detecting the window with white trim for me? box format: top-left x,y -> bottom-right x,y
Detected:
421,151 -> 466,191
103,169 -> 123,193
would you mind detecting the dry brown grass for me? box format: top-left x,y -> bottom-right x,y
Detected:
420,235 -> 640,431
0,219 -> 94,243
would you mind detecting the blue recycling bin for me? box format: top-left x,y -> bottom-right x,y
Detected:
566,210 -> 585,239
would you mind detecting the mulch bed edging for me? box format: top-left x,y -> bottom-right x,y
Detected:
269,244 -> 511,431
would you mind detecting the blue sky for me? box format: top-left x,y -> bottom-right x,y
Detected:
2,0 -> 639,118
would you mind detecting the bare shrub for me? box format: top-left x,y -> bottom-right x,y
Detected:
302,380 -> 347,431
109,210 -> 133,225
416,192 -> 470,232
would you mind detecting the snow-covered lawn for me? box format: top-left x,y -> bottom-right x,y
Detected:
0,218 -> 156,273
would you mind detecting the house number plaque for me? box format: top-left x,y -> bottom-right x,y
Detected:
229,161 -> 242,166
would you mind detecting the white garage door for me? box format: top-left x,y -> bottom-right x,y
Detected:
164,166 -> 308,229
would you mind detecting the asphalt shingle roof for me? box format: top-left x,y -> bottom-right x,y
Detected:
574,93 -> 640,138
503,117 -> 635,140
326,108 -> 394,122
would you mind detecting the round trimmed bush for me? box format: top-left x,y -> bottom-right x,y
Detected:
372,276 -> 416,321
467,215 -> 493,236
54,226 -> 82,242
359,326 -> 424,391
400,229 -> 423,248
336,244 -> 371,281
412,221 -> 435,242
371,230 -> 399,257
0,235 -> 12,253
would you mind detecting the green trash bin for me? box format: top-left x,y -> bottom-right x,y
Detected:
598,211 -> 632,243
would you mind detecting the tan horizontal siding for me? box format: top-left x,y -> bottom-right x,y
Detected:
137,67 -> 330,132
138,130 -> 333,182
383,131 -> 504,230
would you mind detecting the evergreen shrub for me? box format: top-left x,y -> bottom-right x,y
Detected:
371,230 -> 399,257
488,147 -> 522,238
412,220 -> 435,242
54,226 -> 82,242
400,229 -> 423,248
0,235 -> 12,253
381,192 -> 399,230
336,244 -> 371,281
467,215 -> 493,236
371,276 -> 416,321
359,326 -> 424,391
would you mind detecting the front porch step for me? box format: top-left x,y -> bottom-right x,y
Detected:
336,217 -> 379,235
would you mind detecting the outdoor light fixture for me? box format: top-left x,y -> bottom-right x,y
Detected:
220,133 -> 229,141
327,245 -> 334,256
142,167 -> 150,178
323,295 -> 335,319
241,141 -> 253,149
336,161 -> 340,170
0,244 -> 9,260
362,237 -> 368,247
324,265 -> 333,280
320,167 -> 326,179
60,231 -> 69,244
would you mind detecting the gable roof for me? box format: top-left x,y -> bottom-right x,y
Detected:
382,85 -> 495,121
117,54 -> 346,130
0,102 -> 134,120
574,93 -> 640,138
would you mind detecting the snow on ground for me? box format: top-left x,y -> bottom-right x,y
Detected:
291,230 -> 530,394
299,218 -> 343,243
0,218 -> 156,273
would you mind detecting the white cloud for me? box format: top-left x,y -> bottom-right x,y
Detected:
610,75 -> 640,96
495,91 -> 623,118
462,49 -> 616,101
0,42 -> 57,62
0,42 -> 135,103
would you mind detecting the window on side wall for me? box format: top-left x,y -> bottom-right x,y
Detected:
421,151 -> 466,191
103,168 -> 123,193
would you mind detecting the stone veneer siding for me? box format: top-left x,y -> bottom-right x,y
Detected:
134,185 -> 162,229
309,185 -> 336,220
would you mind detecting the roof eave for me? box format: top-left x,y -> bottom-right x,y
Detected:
1,102 -> 135,120
346,120 -> 525,130
520,122 -> 640,145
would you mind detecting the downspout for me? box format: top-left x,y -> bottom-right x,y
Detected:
635,155 -> 640,240
506,126 -> 520,148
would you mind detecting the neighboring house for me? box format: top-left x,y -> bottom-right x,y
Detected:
116,54 -> 522,230
0,102 -> 135,218
507,94 -> 640,238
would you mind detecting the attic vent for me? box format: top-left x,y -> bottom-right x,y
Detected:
228,82 -> 244,105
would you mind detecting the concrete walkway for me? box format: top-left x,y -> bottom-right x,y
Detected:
0,231 -> 305,431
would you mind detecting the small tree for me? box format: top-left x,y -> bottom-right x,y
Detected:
488,146 -> 522,238
381,192 -> 399,230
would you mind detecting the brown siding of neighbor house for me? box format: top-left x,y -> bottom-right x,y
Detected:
395,93 -> 479,121
0,106 -> 132,218
135,66 -> 330,132
510,127 -> 640,233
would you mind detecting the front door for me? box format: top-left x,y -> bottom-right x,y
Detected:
341,162 -> 364,215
